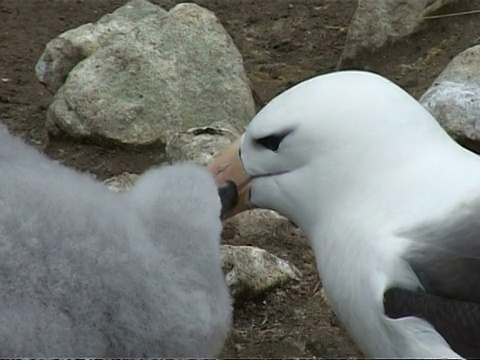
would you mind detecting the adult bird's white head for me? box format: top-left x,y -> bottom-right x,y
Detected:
208,70 -> 455,232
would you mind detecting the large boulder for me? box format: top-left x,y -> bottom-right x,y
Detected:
36,0 -> 255,148
420,45 -> 480,153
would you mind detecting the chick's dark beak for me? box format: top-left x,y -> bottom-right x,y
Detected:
218,180 -> 238,220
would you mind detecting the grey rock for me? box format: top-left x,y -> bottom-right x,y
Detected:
338,0 -> 455,68
35,37 -> 86,94
40,1 -> 254,148
103,172 -> 140,192
98,0 -> 165,24
224,208 -> 301,241
221,245 -> 302,302
166,122 -> 241,166
420,45 -> 480,153
36,0 -> 166,94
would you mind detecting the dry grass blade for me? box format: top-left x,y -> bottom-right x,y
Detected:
423,9 -> 480,20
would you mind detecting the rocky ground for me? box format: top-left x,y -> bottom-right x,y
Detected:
1,0 -> 480,357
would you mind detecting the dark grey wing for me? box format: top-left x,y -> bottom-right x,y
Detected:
384,202 -> 480,357
402,202 -> 480,303
384,288 -> 480,358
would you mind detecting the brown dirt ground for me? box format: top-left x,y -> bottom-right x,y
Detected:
1,0 -> 480,357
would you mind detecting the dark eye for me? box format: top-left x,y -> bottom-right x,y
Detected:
255,132 -> 290,152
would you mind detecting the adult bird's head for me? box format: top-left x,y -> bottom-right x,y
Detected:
207,70 -> 454,230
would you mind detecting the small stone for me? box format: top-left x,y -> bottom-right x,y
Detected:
421,44 -> 480,153
166,122 -> 240,166
221,244 -> 302,301
102,172 -> 140,192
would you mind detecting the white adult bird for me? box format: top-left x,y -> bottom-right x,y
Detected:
208,70 -> 480,359
0,124 -> 236,356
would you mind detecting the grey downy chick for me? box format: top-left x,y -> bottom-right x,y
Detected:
0,124 -> 234,357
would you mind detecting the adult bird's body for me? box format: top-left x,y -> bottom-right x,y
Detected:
208,70 -> 480,358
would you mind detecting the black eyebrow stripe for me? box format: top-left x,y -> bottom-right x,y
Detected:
253,128 -> 294,143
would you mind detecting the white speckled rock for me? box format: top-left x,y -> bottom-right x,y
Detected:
221,245 -> 302,301
420,45 -> 480,152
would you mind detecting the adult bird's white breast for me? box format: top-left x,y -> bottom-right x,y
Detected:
208,70 -> 480,358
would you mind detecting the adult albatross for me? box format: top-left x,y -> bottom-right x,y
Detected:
207,70 -> 480,358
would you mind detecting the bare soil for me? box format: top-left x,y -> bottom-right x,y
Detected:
1,0 -> 480,357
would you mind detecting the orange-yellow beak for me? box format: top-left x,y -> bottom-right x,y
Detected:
207,138 -> 254,219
